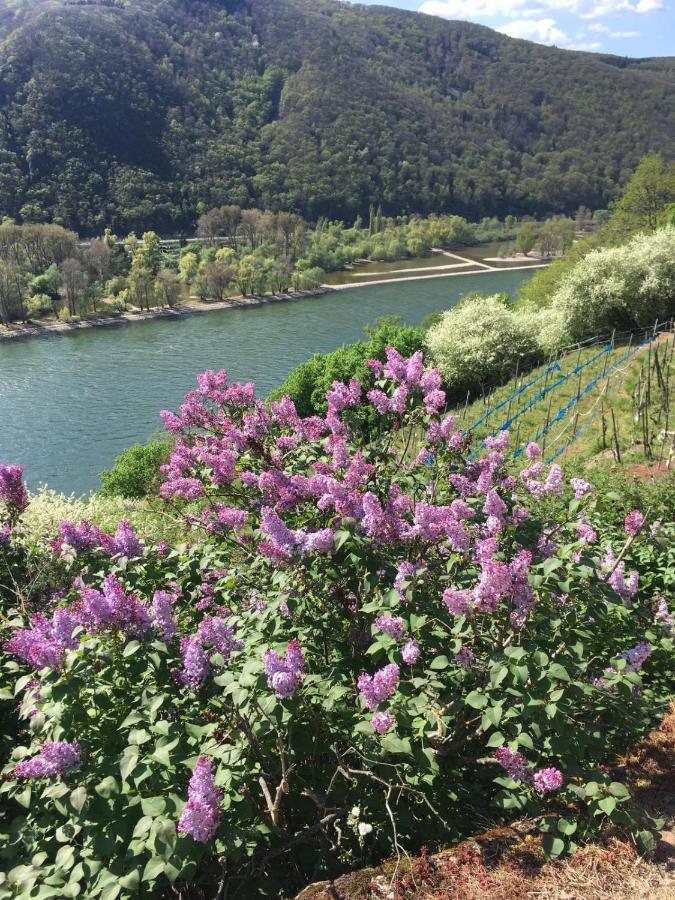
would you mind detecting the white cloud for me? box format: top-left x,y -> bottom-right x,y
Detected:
419,0 -> 664,20
610,28 -> 641,34
497,17 -> 569,42
587,22 -> 609,30
568,39 -> 604,47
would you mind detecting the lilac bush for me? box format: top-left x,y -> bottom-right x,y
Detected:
0,350 -> 672,896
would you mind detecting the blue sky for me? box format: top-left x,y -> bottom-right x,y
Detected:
352,0 -> 674,57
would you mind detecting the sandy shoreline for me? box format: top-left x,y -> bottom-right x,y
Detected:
0,289 -> 329,342
325,262 -> 549,290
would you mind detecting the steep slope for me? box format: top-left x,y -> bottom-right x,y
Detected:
0,0 -> 672,232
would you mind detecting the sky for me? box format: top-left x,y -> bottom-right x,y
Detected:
351,0 -> 674,57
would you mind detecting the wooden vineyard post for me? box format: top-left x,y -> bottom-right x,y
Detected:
541,394 -> 554,455
611,408 -> 622,463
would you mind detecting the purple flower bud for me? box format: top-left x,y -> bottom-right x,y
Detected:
15,741 -> 81,778
178,756 -> 222,843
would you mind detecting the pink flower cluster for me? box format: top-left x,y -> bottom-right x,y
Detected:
178,756 -> 222,843
54,519 -> 143,558
374,615 -> 406,641
495,747 -> 563,793
600,547 -> 639,602
263,640 -> 306,699
177,615 -> 244,689
15,741 -> 81,779
0,463 -> 28,517
357,663 -> 400,710
624,510 -> 646,537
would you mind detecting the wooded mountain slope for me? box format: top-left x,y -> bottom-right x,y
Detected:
0,0 -> 673,232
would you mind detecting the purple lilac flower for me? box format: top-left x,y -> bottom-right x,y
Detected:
576,522 -> 597,544
371,711 -> 395,734
151,590 -> 178,642
401,639 -> 420,665
495,747 -> 530,782
524,442 -> 541,460
443,588 -> 473,616
454,645 -> 475,668
624,510 -> 646,537
655,596 -> 674,634
263,640 -> 306,699
374,615 -> 406,641
357,663 -> 400,710
5,608 -> 82,671
533,767 -> 564,793
178,756 -> 222,843
570,478 -> 592,499
177,635 -> 211,689
621,641 -> 652,674
80,575 -> 151,634
650,521 -> 662,539
0,464 -> 28,516
112,520 -> 143,557
198,616 -> 244,661
15,741 -> 81,778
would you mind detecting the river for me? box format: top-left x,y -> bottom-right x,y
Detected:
0,268 -> 534,495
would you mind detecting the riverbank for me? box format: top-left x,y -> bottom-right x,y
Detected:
0,289 -> 330,342
326,261 -> 549,290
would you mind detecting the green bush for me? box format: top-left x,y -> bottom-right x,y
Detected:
99,442 -> 171,499
269,317 -> 425,417
25,294 -> 53,319
426,294 -> 540,400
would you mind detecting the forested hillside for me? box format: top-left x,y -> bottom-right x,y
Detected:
0,0 -> 673,232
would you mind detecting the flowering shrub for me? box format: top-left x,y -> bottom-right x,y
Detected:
426,295 -> 539,399
0,351 -> 672,897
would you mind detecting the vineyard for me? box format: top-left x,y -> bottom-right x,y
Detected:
462,321 -> 675,469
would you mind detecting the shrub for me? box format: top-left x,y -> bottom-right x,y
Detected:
25,293 -> 53,319
269,317 -> 425,417
546,228 -> 675,342
0,355 -> 671,897
99,442 -> 172,499
426,294 -> 540,400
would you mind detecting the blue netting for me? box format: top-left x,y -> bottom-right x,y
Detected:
508,335 -> 655,459
468,343 -> 613,460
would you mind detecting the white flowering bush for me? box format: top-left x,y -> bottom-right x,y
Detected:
548,227 -> 675,342
0,353 -> 672,898
426,295 -> 539,399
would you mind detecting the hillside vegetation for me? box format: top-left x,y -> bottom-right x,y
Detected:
0,0 -> 673,231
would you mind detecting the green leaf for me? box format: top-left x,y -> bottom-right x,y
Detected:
465,691 -> 487,710
637,830 -> 656,853
69,787 -> 87,814
547,663 -> 571,682
123,641 -> 141,657
486,732 -> 504,748
598,797 -> 616,815
142,857 -> 167,883
557,818 -> 577,836
119,871 -> 140,892
381,734 -> 412,755
608,782 -> 630,799
429,655 -> 449,670
120,750 -> 139,781
489,664 -> 508,687
141,796 -> 166,817
94,777 -> 120,799
542,834 -> 566,858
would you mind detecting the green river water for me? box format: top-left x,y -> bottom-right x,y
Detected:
0,267 -> 534,494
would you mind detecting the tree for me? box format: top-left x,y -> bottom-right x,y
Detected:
156,270 -> 181,307
201,259 -> 234,301
127,260 -> 156,311
516,222 -> 538,256
179,250 -> 200,285
0,260 -> 27,324
83,239 -> 113,284
607,154 -> 675,240
239,209 -> 264,249
277,212 -> 306,260
60,258 -> 88,317
30,264 -> 61,314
